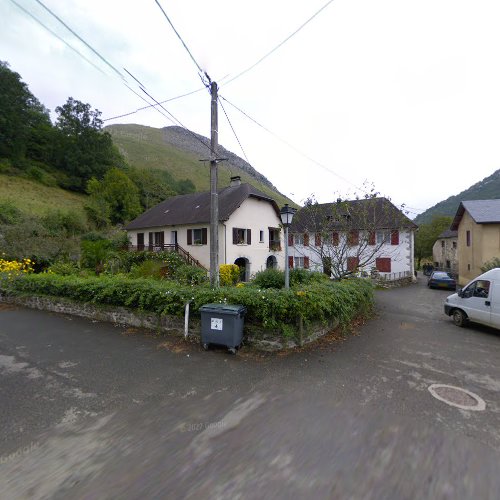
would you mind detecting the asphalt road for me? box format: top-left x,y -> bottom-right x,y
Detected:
0,274 -> 499,499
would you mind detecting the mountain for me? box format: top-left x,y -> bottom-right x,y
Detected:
105,124 -> 294,208
414,169 -> 500,224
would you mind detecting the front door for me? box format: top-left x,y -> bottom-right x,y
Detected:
171,231 -> 178,245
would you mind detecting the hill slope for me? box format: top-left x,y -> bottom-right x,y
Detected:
106,124 -> 294,208
415,169 -> 500,224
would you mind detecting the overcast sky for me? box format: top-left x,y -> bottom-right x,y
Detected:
2,0 -> 500,218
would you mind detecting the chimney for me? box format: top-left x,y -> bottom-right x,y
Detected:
230,176 -> 241,187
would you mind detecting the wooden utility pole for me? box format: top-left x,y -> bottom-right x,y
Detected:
209,81 -> 219,288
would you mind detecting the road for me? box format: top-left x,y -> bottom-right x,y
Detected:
0,275 -> 499,499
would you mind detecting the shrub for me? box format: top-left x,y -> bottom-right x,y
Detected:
252,268 -> 285,289
49,261 -> 81,276
219,264 -> 240,286
481,257 -> 500,273
80,239 -> 114,273
175,264 -> 208,285
129,260 -> 164,279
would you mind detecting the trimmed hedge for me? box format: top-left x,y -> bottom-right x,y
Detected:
0,273 -> 374,334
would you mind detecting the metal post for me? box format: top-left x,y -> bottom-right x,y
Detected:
284,225 -> 290,289
209,81 -> 219,288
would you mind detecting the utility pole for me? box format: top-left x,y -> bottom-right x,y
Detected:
209,80 -> 219,288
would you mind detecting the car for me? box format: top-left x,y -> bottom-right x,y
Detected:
428,271 -> 456,290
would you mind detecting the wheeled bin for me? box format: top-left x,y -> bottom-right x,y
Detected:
200,303 -> 246,354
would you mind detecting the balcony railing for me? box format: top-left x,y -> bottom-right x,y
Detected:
128,244 -> 207,271
269,241 -> 281,252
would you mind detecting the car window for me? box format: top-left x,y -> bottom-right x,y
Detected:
463,280 -> 490,299
432,272 -> 449,279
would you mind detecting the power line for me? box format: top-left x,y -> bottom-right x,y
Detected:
153,0 -> 206,82
222,0 -> 336,88
34,0 -> 125,80
8,0 -> 104,75
218,96 -> 250,165
102,87 -> 205,122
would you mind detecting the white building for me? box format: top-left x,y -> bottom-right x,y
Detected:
125,177 -> 284,280
288,198 -> 418,279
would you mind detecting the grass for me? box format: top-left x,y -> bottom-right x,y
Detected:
107,124 -> 295,208
0,174 -> 87,217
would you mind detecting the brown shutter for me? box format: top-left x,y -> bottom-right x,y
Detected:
288,233 -> 294,247
201,228 -> 208,245
315,233 -> 321,246
187,229 -> 192,245
369,231 -> 376,245
233,228 -> 238,244
247,229 -> 251,245
347,256 -> 359,271
332,232 -> 339,246
376,257 -> 391,272
348,231 -> 359,246
391,230 -> 399,245
304,256 -> 310,269
288,256 -> 294,268
304,233 -> 309,246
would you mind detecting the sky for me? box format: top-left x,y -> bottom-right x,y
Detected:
2,0 -> 500,219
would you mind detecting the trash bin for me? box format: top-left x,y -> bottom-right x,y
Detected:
200,303 -> 246,354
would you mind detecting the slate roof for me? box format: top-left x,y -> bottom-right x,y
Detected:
451,199 -> 500,230
290,197 -> 418,233
437,229 -> 458,239
125,183 -> 280,230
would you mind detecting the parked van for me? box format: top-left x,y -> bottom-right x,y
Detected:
444,268 -> 500,329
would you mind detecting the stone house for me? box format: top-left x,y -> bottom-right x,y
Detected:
432,229 -> 458,274
450,199 -> 500,285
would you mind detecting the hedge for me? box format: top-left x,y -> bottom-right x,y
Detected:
0,273 -> 374,333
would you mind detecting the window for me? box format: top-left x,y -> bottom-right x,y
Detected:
154,231 -> 164,247
137,233 -> 144,250
294,256 -> 310,269
375,257 -> 391,273
466,230 -> 471,247
347,256 -> 359,271
390,230 -> 399,245
233,227 -> 251,245
452,241 -> 457,249
376,231 -> 389,245
348,231 -> 359,246
187,228 -> 208,245
441,240 -> 445,248
293,233 -> 306,246
268,228 -> 281,251
259,230 -> 264,243
463,280 -> 490,299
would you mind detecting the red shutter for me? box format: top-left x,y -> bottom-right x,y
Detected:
304,233 -> 309,246
369,231 -> 376,245
247,229 -> 251,245
390,230 -> 399,245
304,256 -> 310,269
347,256 -> 359,271
201,228 -> 208,245
288,233 -> 294,247
348,231 -> 359,246
288,256 -> 294,268
376,257 -> 391,272
315,233 -> 321,246
332,232 -> 339,246
187,229 -> 192,245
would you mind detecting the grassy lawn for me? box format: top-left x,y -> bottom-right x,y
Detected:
0,174 -> 87,216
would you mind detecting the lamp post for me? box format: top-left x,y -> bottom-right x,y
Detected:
280,204 -> 296,289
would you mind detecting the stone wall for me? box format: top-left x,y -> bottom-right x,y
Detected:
0,293 -> 339,351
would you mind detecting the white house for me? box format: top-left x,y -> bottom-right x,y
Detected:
125,177 -> 284,280
288,198 -> 418,279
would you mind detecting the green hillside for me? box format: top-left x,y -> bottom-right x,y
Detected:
106,124 -> 294,208
415,169 -> 500,224
0,174 -> 87,217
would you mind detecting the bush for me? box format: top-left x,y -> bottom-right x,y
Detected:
129,260 -> 164,279
252,268 -> 285,289
219,264 -> 240,286
49,261 -> 81,276
481,257 -> 500,273
175,264 -> 208,285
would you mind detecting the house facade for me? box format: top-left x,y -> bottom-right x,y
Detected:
125,178 -> 285,280
432,229 -> 458,275
289,198 -> 418,279
450,200 -> 500,285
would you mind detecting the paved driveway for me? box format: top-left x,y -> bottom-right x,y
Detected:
0,275 -> 499,499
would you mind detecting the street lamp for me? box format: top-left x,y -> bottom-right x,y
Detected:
280,204 -> 296,289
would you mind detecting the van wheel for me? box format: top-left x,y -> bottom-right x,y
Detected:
452,309 -> 467,327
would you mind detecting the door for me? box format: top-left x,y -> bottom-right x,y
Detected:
137,233 -> 144,251
171,231 -> 178,245
460,279 -> 492,325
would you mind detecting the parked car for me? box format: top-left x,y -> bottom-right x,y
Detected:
427,271 -> 456,290
444,268 -> 500,329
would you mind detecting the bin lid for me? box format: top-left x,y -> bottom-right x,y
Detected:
199,303 -> 246,315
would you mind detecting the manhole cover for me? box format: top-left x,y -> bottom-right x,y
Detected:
428,384 -> 486,411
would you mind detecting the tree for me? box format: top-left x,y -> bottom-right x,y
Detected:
291,195 -> 414,280
414,215 -> 453,268
86,168 -> 142,225
0,61 -> 52,163
54,97 -> 123,191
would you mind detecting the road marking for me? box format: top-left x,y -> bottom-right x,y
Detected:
428,384 -> 486,411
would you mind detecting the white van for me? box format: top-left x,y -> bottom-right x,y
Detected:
444,268 -> 500,329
